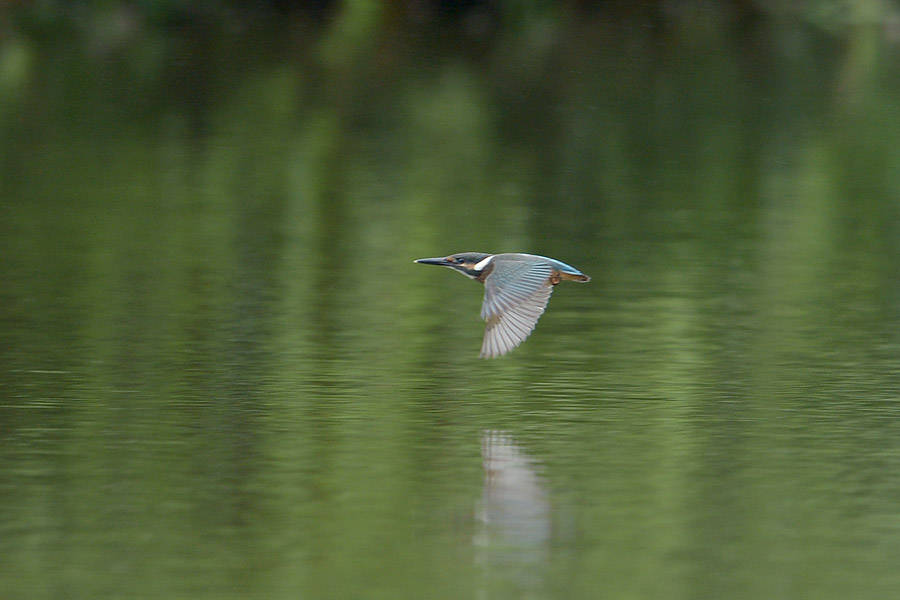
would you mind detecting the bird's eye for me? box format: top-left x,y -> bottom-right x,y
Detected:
455,257 -> 465,264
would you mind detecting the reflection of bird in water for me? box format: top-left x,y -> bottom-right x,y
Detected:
477,430 -> 551,588
414,253 -> 590,357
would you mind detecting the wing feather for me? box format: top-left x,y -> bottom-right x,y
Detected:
478,257 -> 560,358
480,260 -> 553,321
480,284 -> 553,358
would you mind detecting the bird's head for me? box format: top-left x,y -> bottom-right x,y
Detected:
414,252 -> 492,279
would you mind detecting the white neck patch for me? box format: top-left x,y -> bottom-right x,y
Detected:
473,255 -> 494,271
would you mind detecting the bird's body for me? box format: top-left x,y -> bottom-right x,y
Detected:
414,252 -> 590,358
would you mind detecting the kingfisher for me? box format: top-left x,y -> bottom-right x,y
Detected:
414,252 -> 590,358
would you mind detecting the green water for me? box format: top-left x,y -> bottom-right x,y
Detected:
3,7 -> 900,599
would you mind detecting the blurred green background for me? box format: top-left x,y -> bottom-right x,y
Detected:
2,1 -> 900,599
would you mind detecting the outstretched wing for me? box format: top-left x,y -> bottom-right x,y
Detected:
480,260 -> 554,358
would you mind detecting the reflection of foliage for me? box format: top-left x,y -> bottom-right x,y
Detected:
2,3 -> 900,599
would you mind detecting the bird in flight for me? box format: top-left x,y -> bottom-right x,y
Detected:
414,252 -> 590,358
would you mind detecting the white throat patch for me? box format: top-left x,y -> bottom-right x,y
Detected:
473,255 -> 494,271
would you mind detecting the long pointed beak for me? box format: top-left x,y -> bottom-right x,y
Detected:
414,257 -> 451,266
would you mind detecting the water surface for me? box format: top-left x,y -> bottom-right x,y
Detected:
2,7 -> 900,599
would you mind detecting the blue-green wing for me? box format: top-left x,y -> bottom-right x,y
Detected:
480,260 -> 554,358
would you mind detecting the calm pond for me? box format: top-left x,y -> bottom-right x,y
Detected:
2,5 -> 900,599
